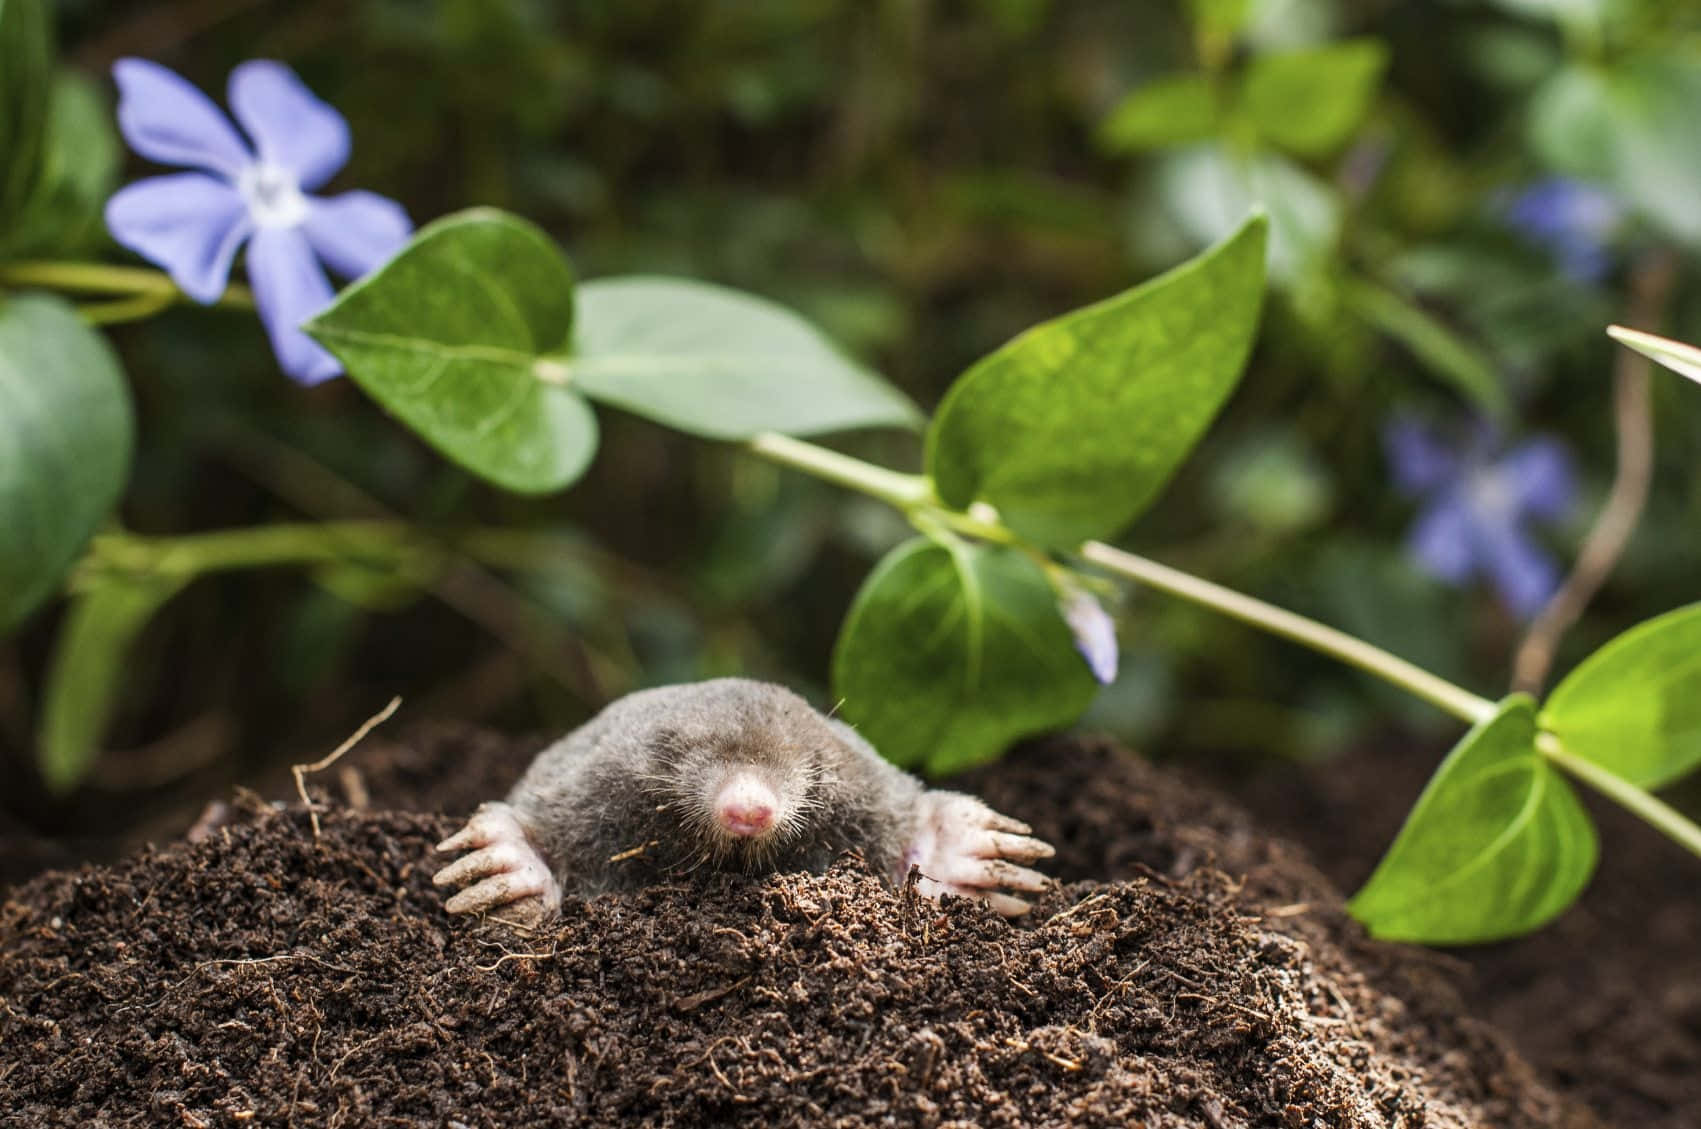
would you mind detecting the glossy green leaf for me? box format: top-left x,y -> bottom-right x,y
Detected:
1349,695 -> 1596,945
1242,39 -> 1388,158
0,0 -> 52,229
1097,73 -> 1219,153
0,294 -> 134,632
1606,326 -> 1701,387
571,277 -> 921,439
38,573 -> 186,794
0,71 -> 119,257
927,213 -> 1266,546
1543,604 -> 1701,790
831,537 -> 1098,775
306,208 -> 596,494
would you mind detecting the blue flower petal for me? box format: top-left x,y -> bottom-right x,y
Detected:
1498,438 -> 1575,521
1408,493 -> 1475,584
245,226 -> 342,385
1060,590 -> 1118,685
1384,417 -> 1459,495
1474,519 -> 1560,620
112,58 -> 253,178
104,173 -> 251,303
227,60 -> 350,191
302,190 -> 413,279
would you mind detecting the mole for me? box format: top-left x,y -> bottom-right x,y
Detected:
432,678 -> 1056,921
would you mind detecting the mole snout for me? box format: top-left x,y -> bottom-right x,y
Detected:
714,770 -> 779,838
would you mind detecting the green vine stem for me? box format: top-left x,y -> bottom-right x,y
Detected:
1539,734 -> 1701,861
1074,540 -> 1497,726
744,431 -> 1497,726
0,260 -> 256,321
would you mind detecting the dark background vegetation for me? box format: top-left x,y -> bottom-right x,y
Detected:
4,0 -> 1700,850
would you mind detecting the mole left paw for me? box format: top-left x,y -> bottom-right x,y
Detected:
901,792 -> 1056,917
433,801 -> 561,921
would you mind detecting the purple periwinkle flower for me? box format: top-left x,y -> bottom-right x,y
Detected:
104,58 -> 412,384
1384,416 -> 1576,620
1503,178 -> 1623,284
1059,588 -> 1119,685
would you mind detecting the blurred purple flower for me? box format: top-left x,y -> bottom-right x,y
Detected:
1384,417 -> 1576,620
1059,588 -> 1118,685
1503,178 -> 1622,283
104,58 -> 412,384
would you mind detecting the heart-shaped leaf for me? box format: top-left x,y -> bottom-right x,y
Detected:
831,537 -> 1098,774
1543,603 -> 1701,790
307,208 -> 596,494
927,213 -> 1267,547
0,293 -> 134,632
1349,695 -> 1596,945
571,276 -> 921,439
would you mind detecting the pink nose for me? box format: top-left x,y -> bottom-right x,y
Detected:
715,774 -> 778,838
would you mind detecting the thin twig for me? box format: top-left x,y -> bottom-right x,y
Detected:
291,696 -> 402,838
1512,249 -> 1678,694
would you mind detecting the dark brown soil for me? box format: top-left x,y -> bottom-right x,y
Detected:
1216,739 -> 1701,1129
0,729 -> 1616,1128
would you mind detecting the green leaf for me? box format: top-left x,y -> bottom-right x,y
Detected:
1097,73 -> 1219,153
1530,56 -> 1701,248
570,276 -> 921,439
831,537 -> 1098,775
927,213 -> 1267,547
1241,39 -> 1388,158
1154,146 -> 1339,285
1543,603 -> 1701,791
0,71 -> 120,257
306,208 -> 596,494
0,0 -> 52,231
0,294 -> 134,632
1341,278 -> 1510,420
1605,326 -> 1701,387
1349,695 -> 1597,944
38,572 -> 186,794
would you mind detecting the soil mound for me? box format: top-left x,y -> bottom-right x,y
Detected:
0,732 -> 1598,1128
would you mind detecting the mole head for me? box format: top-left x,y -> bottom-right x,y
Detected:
642,680 -> 835,856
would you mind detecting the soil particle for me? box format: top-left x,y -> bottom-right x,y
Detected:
0,730 -> 1605,1128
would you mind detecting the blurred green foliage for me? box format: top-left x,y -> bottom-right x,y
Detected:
6,0 -> 1701,817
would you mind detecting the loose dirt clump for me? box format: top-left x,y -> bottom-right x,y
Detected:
0,732 -> 1603,1128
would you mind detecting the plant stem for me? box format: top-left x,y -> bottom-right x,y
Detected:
1077,540 -> 1497,726
77,290 -> 182,326
76,522 -> 410,585
741,433 -> 1497,727
0,260 -> 255,312
1540,734 -> 1701,861
746,431 -> 933,510
1512,248 -> 1676,694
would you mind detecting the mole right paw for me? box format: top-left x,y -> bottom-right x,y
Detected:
433,802 -> 561,921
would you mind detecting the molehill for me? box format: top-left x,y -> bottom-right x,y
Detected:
0,731 -> 1607,1128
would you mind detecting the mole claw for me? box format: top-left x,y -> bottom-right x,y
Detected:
984,831 -> 1055,862
982,892 -> 1033,918
983,811 -> 1033,835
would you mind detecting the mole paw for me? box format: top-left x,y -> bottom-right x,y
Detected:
433,802 -> 561,920
901,792 -> 1057,917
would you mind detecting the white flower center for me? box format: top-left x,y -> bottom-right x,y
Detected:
1465,465 -> 1518,521
237,163 -> 309,229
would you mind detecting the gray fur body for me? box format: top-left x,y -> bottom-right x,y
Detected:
506,678 -> 925,895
